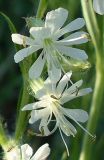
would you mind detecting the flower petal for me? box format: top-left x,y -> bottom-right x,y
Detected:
62,108 -> 88,123
12,34 -> 34,45
57,71 -> 72,95
61,87 -> 92,104
21,144 -> 33,160
77,88 -> 92,96
35,88 -> 47,99
45,8 -> 68,33
39,116 -> 51,136
48,65 -> 61,83
58,115 -> 77,136
54,18 -> 85,39
58,31 -> 88,45
29,52 -> 46,79
56,45 -> 88,60
22,101 -> 47,111
60,80 -> 83,104
93,0 -> 104,15
30,27 -> 51,44
31,144 -> 50,160
5,147 -> 20,160
29,108 -> 50,124
14,45 -> 41,63
44,78 -> 52,92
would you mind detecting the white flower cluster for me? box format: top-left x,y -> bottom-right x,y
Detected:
11,8 -> 93,157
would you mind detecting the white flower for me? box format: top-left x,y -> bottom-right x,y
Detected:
12,8 -> 88,79
93,0 -> 104,15
5,143 -> 50,160
22,72 -> 93,156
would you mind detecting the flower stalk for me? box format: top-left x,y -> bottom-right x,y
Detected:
79,0 -> 104,160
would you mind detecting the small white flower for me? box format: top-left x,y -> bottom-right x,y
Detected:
12,8 -> 88,79
93,0 -> 104,15
22,72 -> 93,156
5,143 -> 50,160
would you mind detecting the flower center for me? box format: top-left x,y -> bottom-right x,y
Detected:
43,38 -> 53,46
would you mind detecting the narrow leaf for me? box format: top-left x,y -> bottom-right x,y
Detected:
0,12 -> 19,51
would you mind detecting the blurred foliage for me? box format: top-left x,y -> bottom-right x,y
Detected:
0,0 -> 104,160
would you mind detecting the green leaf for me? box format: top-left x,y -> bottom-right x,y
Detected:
0,12 -> 19,52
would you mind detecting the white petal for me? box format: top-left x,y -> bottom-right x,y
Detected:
59,115 -> 77,136
29,53 -> 46,79
56,45 -> 88,60
48,65 -> 61,83
60,107 -> 92,137
21,144 -> 33,160
36,78 -> 53,98
45,46 -> 60,70
93,0 -> 104,15
44,78 -> 52,93
54,18 -> 85,39
12,34 -> 34,45
35,88 -> 47,99
62,108 -> 88,123
60,80 -> 83,104
22,101 -> 47,111
30,27 -> 51,44
65,80 -> 83,94
45,8 -> 68,33
29,108 -> 50,124
14,45 -> 41,63
39,116 -> 51,136
77,88 -> 92,96
57,71 -> 72,95
31,144 -> 50,160
58,31 -> 88,45
5,147 -> 20,160
61,87 -> 92,104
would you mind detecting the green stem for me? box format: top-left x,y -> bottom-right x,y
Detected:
79,59 -> 104,160
79,1 -> 104,160
81,0 -> 100,49
36,0 -> 48,18
0,121 -> 8,151
14,80 -> 30,141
